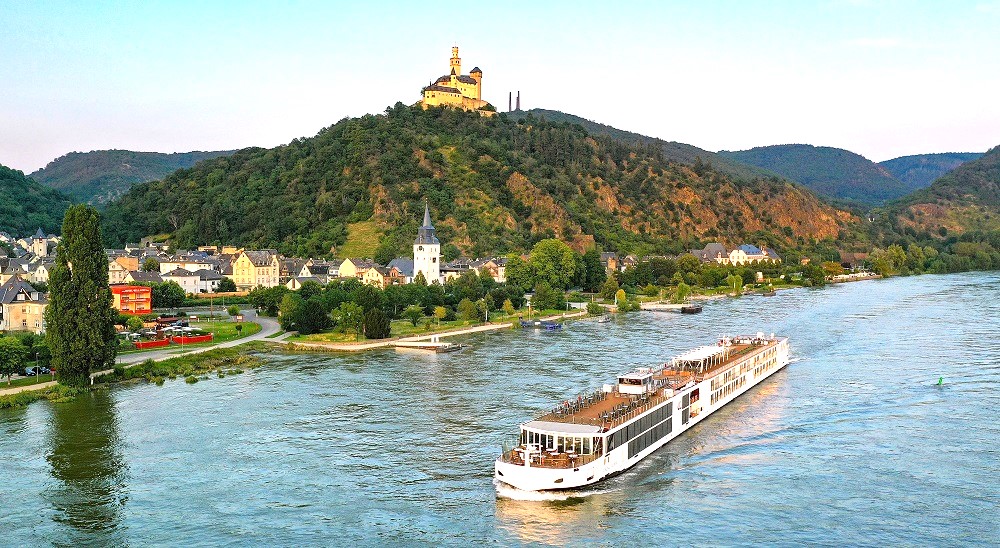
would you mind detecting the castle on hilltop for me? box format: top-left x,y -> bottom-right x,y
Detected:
420,47 -> 495,116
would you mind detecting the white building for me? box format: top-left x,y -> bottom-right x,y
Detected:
413,203 -> 441,284
161,268 -> 200,294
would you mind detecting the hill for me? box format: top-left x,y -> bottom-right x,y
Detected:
101,104 -> 856,259
718,144 -> 910,204
879,152 -> 983,192
0,164 -> 72,236
31,149 -> 234,206
510,109 -> 780,181
892,145 -> 1000,237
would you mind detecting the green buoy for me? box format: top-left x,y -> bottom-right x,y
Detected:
937,377 -> 944,386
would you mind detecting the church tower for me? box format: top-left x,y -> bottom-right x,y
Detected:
413,202 -> 440,284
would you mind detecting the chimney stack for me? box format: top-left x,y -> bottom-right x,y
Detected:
508,92 -> 512,113
516,91 -> 520,111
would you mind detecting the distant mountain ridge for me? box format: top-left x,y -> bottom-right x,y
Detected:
31,149 -> 235,205
510,109 -> 781,181
879,152 -> 983,193
0,164 -> 72,235
718,144 -> 911,205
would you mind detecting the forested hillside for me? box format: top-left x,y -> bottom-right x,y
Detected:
879,152 -> 983,192
719,144 -> 910,204
512,109 -> 779,181
890,145 -> 1000,237
31,149 -> 234,205
102,104 -> 855,258
0,164 -> 72,235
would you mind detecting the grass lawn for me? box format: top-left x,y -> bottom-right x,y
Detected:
337,221 -> 382,259
119,321 -> 262,354
2,372 -> 57,389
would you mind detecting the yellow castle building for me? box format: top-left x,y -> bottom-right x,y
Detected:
420,47 -> 495,115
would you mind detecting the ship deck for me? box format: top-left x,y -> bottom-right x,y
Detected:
533,340 -> 774,429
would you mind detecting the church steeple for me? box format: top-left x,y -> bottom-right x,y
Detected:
415,202 -> 439,245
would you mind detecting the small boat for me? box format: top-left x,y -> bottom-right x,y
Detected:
680,304 -> 703,314
540,320 -> 563,330
597,315 -> 612,323
760,290 -> 777,297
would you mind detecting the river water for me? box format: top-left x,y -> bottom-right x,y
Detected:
2,272 -> 998,546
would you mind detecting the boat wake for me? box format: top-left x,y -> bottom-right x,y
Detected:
493,479 -> 613,501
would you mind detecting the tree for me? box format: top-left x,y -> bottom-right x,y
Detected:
529,239 -> 577,289
586,302 -> 604,315
363,307 -> 391,339
45,205 -> 118,387
142,258 -> 160,272
126,316 -> 144,332
671,282 -> 692,304
403,305 -> 424,326
502,299 -> 515,318
433,305 -> 447,325
600,277 -> 620,301
0,337 -> 27,385
457,298 -> 479,322
821,261 -> 845,277
533,281 -> 565,310
614,288 -> 627,305
336,301 -> 364,339
217,277 -> 237,292
504,255 -> 534,292
248,286 -> 289,316
278,293 -> 304,331
298,299 -> 332,335
724,274 -> 744,296
298,280 -> 323,301
227,304 -> 241,317
413,272 -> 427,286
581,249 -> 607,293
150,281 -> 185,309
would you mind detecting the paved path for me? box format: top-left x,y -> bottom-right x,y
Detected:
0,380 -> 57,397
287,310 -> 588,352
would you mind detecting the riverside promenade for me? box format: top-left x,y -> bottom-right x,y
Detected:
286,310 -> 588,352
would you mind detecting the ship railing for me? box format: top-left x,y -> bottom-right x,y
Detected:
500,448 -> 600,469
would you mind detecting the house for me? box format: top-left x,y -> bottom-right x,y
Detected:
600,252 -> 619,275
108,256 -> 140,284
338,258 -> 377,279
0,275 -> 47,334
387,258 -> 415,283
158,254 -> 219,274
279,258 -> 308,282
440,260 -> 470,282
469,258 -> 505,283
286,276 -> 323,291
362,266 -> 405,289
232,250 -> 281,290
161,268 -> 200,294
620,255 -> 639,271
27,258 -> 54,285
192,269 -> 223,293
110,284 -> 153,315
690,243 -> 730,264
124,270 -> 163,285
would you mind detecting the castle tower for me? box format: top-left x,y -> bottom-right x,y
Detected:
470,67 -> 482,100
450,46 -> 462,77
31,228 -> 47,257
413,202 -> 440,284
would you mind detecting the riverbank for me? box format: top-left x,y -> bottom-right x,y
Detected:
282,310 -> 589,353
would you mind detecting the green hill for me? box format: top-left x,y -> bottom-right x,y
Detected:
893,145 -> 1000,236
718,144 -> 910,204
31,149 -> 234,206
511,109 -> 780,181
0,164 -> 72,235
879,152 -> 983,192
101,104 -> 855,258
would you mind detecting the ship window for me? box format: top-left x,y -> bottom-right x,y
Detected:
583,437 -> 591,454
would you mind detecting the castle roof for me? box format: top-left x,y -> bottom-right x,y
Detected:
470,66 -> 482,74
423,84 -> 462,94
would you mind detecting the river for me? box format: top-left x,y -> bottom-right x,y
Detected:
2,272 -> 998,546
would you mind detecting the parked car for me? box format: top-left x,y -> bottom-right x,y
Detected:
24,366 -> 51,376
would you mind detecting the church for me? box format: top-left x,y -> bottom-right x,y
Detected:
420,47 -> 495,115
413,202 -> 441,283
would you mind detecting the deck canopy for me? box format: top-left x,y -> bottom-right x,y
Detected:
671,345 -> 732,372
523,421 -> 602,434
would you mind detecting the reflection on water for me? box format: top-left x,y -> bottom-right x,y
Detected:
45,389 -> 128,544
495,486 -> 630,546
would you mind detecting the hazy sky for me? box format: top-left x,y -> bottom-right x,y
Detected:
3,0 -> 999,173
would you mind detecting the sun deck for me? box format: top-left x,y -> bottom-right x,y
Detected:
533,338 -> 778,430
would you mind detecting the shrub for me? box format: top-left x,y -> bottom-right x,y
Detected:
363,308 -> 391,339
185,375 -> 198,384
586,302 -> 604,315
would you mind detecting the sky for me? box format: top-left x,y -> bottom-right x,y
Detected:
2,0 -> 999,173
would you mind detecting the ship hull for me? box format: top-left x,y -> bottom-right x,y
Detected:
495,338 -> 789,492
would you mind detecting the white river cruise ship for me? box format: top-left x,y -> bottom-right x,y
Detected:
495,333 -> 790,491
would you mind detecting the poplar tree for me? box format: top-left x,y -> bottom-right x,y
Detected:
45,205 -> 118,387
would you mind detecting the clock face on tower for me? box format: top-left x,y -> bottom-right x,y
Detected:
418,246 -> 424,251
